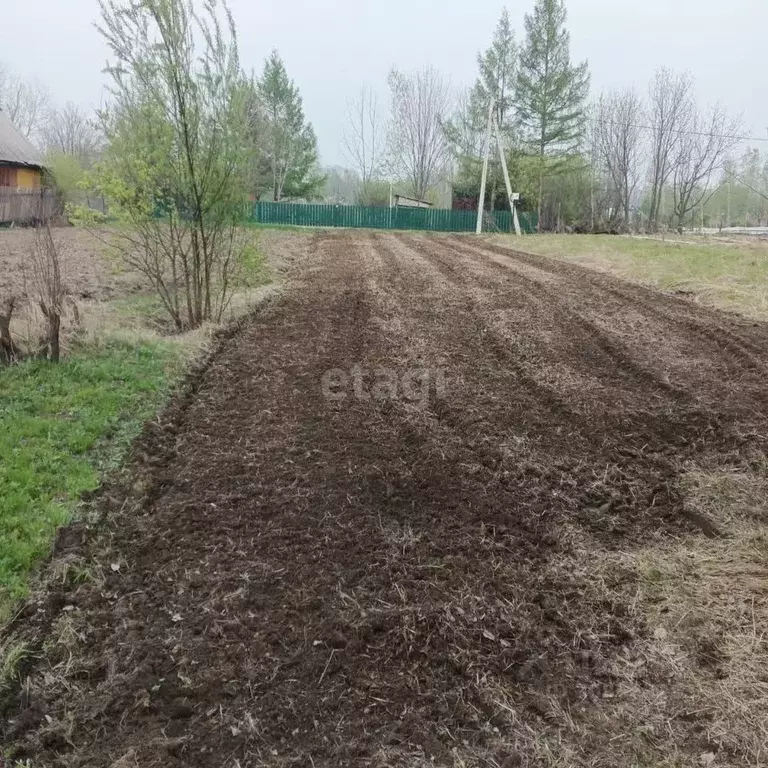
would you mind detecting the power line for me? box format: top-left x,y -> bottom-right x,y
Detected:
724,168 -> 768,202
585,116 -> 768,144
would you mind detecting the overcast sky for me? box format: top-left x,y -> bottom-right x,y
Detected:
4,0 -> 767,166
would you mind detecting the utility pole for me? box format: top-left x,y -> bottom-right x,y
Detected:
494,115 -> 521,236
476,99 -> 522,236
476,99 -> 495,235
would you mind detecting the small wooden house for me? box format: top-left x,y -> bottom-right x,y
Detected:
0,110 -> 44,188
0,110 -> 56,224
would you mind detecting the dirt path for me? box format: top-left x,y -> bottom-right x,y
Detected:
4,231 -> 768,767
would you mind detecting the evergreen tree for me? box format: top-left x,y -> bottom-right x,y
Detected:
256,51 -> 324,201
516,0 -> 589,226
471,8 -> 518,136
444,9 -> 517,211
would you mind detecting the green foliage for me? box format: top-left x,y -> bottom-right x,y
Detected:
65,203 -> 108,228
45,151 -> 86,205
324,165 -> 361,204
254,51 -> 325,201
473,8 -> 518,135
445,9 -> 519,203
517,0 -> 589,154
359,180 -> 393,207
0,339 -> 183,617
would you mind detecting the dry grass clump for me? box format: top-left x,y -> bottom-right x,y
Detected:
629,466 -> 768,765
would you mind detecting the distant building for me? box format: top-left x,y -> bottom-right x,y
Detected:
0,110 -> 44,189
394,194 -> 432,209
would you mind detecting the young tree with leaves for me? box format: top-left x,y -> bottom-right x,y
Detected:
474,8 -> 519,209
472,9 -> 518,139
95,0 -> 254,330
256,51 -> 324,201
516,0 -> 589,228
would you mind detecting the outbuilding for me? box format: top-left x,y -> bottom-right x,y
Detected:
0,110 -> 54,224
0,110 -> 44,188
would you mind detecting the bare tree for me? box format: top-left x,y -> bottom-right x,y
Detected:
387,67 -> 452,201
672,105 -> 741,232
647,67 -> 694,230
30,225 -> 66,363
595,89 -> 645,230
342,86 -> 384,204
583,106 -> 614,232
0,64 -> 51,141
43,102 -> 100,165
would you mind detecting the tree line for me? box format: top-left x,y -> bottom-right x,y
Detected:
339,0 -> 757,232
1,0 -> 763,236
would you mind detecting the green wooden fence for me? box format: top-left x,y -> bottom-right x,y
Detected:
253,202 -> 537,234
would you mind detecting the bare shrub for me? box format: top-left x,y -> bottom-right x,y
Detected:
387,66 -> 452,202
29,224 -> 67,362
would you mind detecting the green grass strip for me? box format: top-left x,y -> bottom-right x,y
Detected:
0,339 -> 184,618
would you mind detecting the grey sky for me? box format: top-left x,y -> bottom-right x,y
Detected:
4,0 -> 767,166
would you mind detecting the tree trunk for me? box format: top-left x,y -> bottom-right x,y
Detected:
48,313 -> 61,363
0,300 -> 20,365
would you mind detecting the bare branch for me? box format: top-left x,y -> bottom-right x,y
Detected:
672,104 -> 741,231
594,89 -> 646,230
0,64 -> 51,141
647,67 -> 694,230
342,86 -> 384,204
387,67 -> 452,202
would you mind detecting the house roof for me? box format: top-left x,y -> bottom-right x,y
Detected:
0,110 -> 44,168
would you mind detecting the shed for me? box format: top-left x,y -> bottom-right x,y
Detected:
394,194 -> 432,209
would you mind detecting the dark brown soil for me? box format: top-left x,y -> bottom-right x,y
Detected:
3,231 -> 768,766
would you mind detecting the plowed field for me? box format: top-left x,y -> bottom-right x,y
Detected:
4,231 -> 768,767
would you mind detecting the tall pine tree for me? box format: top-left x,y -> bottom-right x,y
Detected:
256,51 -> 324,201
516,0 -> 589,226
471,9 -> 518,138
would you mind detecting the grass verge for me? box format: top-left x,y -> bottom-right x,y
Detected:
492,233 -> 768,321
0,338 -> 186,619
